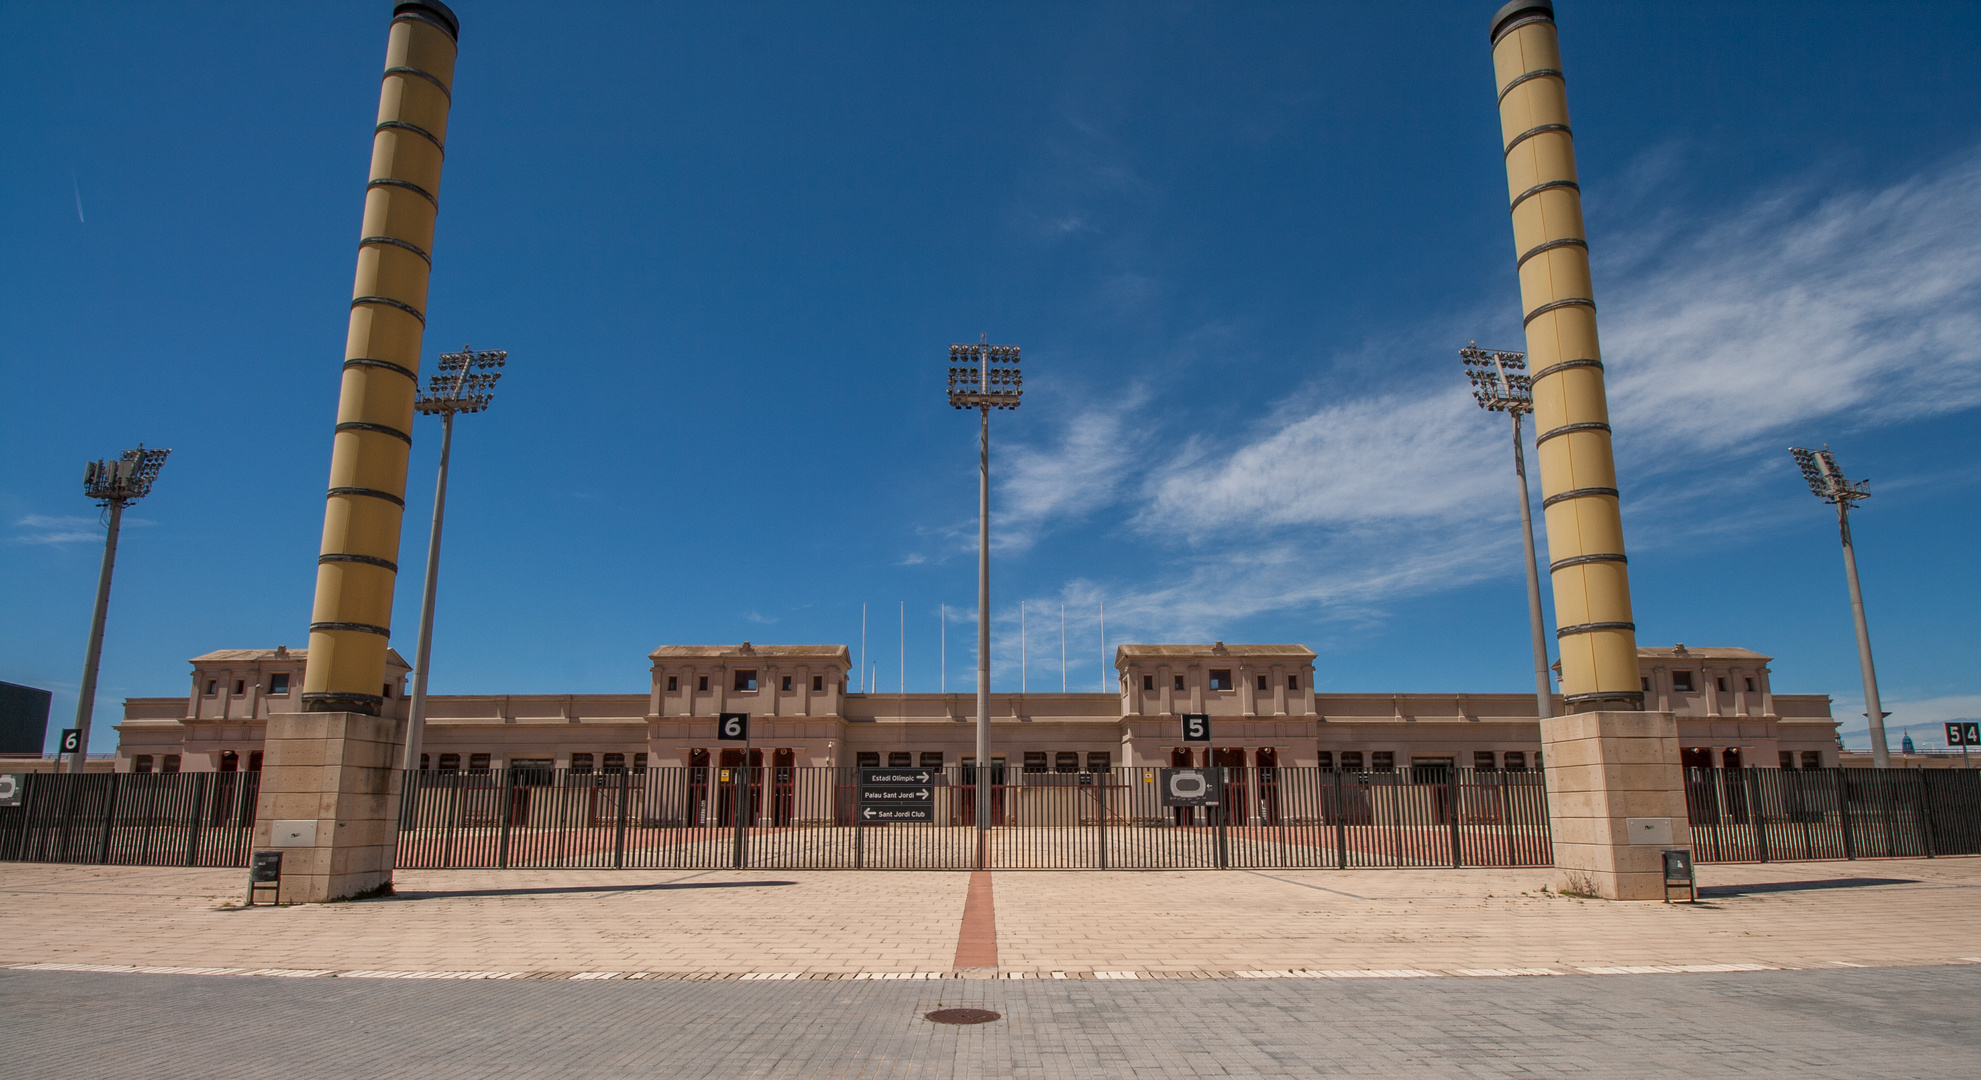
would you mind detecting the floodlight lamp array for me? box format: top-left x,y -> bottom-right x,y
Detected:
947,343 -> 1024,410
1458,343 -> 1532,414
1790,446 -> 1869,506
82,445 -> 171,505
417,346 -> 508,416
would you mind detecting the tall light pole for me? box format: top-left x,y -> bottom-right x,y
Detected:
1462,343 -> 1553,719
948,337 -> 1022,864
402,346 -> 505,773
1791,446 -> 1888,767
67,445 -> 170,773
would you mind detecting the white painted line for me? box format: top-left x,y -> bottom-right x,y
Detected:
1450,968 -> 1563,977
1093,971 -> 1138,980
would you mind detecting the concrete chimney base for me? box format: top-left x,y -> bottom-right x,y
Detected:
250,711 -> 403,904
1540,710 -> 1691,900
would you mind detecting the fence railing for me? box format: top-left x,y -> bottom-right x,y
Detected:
0,771 -> 261,867
394,765 -> 1554,870
1685,766 -> 1981,862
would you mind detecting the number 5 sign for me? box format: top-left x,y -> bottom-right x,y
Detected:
1181,714 -> 1211,743
1948,721 -> 1980,746
718,713 -> 750,742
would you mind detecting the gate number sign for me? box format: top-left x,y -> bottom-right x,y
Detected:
59,729 -> 82,754
1181,714 -> 1211,743
717,713 -> 749,742
1948,722 -> 1980,747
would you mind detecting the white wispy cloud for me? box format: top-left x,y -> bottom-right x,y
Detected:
982,148 -> 1981,642
1601,151 -> 1981,461
12,514 -> 104,545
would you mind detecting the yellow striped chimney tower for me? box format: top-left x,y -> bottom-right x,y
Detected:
302,1 -> 459,715
1489,0 -> 1643,713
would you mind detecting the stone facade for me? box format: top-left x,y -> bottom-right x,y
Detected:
115,641 -> 1839,775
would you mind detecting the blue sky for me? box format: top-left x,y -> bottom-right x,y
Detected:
4,2 -> 1979,754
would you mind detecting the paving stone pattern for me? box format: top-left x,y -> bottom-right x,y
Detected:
4,964 -> 1978,1079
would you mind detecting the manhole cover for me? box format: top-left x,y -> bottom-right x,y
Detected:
924,1008 -> 1001,1025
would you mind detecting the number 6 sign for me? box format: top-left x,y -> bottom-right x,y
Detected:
718,713 -> 749,742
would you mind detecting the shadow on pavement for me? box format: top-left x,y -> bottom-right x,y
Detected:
393,880 -> 798,900
1699,877 -> 1919,898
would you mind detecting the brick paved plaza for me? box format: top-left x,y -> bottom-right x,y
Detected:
3,858 -> 1980,1076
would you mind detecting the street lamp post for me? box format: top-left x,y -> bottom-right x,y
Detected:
68,445 -> 171,773
1790,446 -> 1888,767
948,337 -> 1022,866
402,346 -> 506,774
1461,343 -> 1553,720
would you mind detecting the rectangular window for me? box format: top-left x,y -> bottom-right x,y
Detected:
1208,670 -> 1233,691
570,753 -> 594,773
1534,750 -> 1543,770
133,755 -> 154,774
1023,751 -> 1048,773
698,676 -> 709,692
1745,677 -> 1757,692
667,676 -> 678,692
420,754 -> 429,771
1802,751 -> 1822,770
470,753 -> 491,771
888,751 -> 912,767
1504,751 -> 1527,771
1716,676 -> 1728,692
603,753 -> 626,773
233,680 -> 246,696
781,675 -> 793,692
920,751 -> 944,768
1287,675 -> 1299,690
268,673 -> 290,695
812,675 -> 824,691
734,670 -> 758,692
1779,751 -> 1795,769
1054,751 -> 1080,773
1142,675 -> 1154,691
163,755 -> 181,774
1474,751 -> 1497,770
1642,676 -> 1651,691
1316,751 -> 1333,770
1371,751 -> 1395,772
1256,674 -> 1268,691
1173,674 -> 1185,691
382,683 -> 393,699
1086,751 -> 1111,772
633,753 -> 648,772
856,752 -> 880,768
204,680 -> 218,696
438,753 -> 460,772
1339,751 -> 1363,771
1671,671 -> 1695,692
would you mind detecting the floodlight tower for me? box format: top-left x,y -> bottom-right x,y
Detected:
68,445 -> 171,773
402,346 -> 506,773
1790,446 -> 1888,767
948,336 -> 1022,865
1462,343 -> 1553,719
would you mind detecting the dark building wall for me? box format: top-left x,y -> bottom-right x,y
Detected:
0,681 -> 53,755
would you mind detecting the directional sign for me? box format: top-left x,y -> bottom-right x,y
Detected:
1181,714 -> 1211,743
859,805 -> 934,823
58,728 -> 82,755
1947,721 -> 1981,747
861,768 -> 933,786
717,712 -> 749,742
859,786 -> 932,804
1159,767 -> 1222,807
0,773 -> 23,808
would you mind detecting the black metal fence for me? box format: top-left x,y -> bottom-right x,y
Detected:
395,765 -> 1553,870
1686,767 -> 1981,862
0,771 -> 262,866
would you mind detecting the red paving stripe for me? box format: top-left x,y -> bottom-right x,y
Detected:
952,870 -> 998,970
